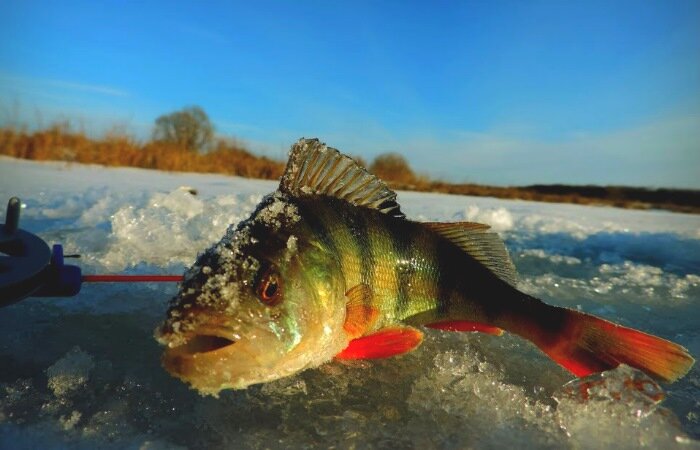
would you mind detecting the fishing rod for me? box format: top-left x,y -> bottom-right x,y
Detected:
0,197 -> 183,308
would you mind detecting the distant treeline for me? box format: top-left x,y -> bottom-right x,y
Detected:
416,181 -> 700,214
0,122 -> 284,179
1,123 -> 698,214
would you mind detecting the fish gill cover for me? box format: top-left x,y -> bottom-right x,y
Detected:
0,155 -> 698,449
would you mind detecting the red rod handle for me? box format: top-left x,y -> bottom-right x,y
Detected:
82,275 -> 184,282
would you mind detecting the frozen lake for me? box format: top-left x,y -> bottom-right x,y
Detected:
0,156 -> 699,449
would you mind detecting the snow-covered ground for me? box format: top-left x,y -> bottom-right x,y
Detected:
0,156 -> 699,449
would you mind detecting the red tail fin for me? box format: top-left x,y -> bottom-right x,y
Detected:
530,308 -> 694,382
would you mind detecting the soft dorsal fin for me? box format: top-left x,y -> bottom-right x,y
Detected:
423,221 -> 518,287
279,138 -> 405,218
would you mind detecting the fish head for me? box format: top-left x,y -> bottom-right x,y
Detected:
155,192 -> 348,394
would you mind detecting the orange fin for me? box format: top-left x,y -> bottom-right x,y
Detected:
343,284 -> 379,338
425,320 -> 504,336
535,308 -> 695,382
336,327 -> 423,360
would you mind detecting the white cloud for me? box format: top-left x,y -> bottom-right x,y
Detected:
0,73 -> 129,97
42,79 -> 128,97
372,114 -> 699,188
278,114 -> 700,188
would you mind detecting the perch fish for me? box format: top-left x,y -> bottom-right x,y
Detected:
155,138 -> 695,395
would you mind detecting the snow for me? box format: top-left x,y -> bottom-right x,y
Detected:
1,156 -> 699,449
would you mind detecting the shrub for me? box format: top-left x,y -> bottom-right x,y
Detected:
369,152 -> 415,185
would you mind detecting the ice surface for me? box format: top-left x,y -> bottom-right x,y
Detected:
0,157 -> 699,449
46,347 -> 95,398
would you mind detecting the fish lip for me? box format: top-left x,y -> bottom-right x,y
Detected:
164,326 -> 239,358
160,324 -> 276,393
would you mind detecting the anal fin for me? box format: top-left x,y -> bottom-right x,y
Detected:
336,327 -> 423,360
425,320 -> 504,336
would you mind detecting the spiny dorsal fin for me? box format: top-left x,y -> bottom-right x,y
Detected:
279,138 -> 405,218
423,221 -> 518,287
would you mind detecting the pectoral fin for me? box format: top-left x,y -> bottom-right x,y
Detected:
343,284 -> 379,338
425,320 -> 504,336
336,327 -> 424,360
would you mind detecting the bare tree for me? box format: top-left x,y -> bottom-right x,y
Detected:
153,106 -> 214,151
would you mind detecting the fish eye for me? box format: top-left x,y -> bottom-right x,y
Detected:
256,268 -> 283,306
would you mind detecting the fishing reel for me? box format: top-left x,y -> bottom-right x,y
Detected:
0,197 -> 181,308
0,197 -> 81,307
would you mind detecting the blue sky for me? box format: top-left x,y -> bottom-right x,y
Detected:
1,1 -> 698,188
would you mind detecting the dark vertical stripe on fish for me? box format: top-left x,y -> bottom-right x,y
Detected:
316,201 -> 358,284
435,241 -> 455,316
295,200 -> 339,259
347,208 -> 374,291
391,222 -> 412,319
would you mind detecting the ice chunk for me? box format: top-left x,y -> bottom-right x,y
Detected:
519,249 -> 582,265
554,366 -> 693,448
97,189 -> 260,271
46,347 -> 95,398
459,205 -> 514,232
556,365 -> 665,410
59,410 -> 81,430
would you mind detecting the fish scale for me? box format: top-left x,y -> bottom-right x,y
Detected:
305,197 -> 447,327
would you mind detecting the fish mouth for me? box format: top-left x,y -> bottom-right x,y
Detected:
167,329 -> 238,356
158,324 -> 280,394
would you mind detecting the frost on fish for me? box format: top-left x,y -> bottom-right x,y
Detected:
164,193 -> 298,323
153,138 -> 420,394
155,190 -> 348,394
